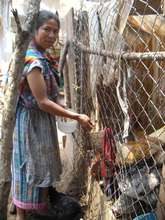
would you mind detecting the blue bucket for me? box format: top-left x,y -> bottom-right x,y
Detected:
133,212 -> 156,220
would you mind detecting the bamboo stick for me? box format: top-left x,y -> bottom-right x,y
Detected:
75,41 -> 165,61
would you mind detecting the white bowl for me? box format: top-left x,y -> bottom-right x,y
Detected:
57,112 -> 78,134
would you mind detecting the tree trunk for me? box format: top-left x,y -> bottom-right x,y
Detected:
0,1 -> 41,219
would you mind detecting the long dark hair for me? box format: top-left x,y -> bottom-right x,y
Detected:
35,10 -> 60,30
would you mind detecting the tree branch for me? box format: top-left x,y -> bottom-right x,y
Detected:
11,8 -> 22,33
59,40 -> 70,75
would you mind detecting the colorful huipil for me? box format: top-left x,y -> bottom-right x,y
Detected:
12,41 -> 62,210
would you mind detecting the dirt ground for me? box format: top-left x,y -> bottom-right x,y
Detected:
8,214 -> 15,220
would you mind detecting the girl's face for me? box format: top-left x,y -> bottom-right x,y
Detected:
34,19 -> 59,50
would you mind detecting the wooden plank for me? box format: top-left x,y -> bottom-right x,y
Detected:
163,0 -> 165,15
64,8 -> 76,109
130,0 -> 161,15
58,41 -> 72,108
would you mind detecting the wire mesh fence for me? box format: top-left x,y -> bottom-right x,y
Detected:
61,0 -> 165,219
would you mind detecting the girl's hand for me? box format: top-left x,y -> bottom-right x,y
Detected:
77,114 -> 93,130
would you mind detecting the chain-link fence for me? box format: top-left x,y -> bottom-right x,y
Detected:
61,0 -> 165,219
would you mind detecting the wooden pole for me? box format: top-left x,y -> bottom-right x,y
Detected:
74,11 -> 93,202
0,1 -> 41,219
63,9 -> 91,199
75,41 -> 165,61
78,11 -> 93,115
77,11 -> 93,150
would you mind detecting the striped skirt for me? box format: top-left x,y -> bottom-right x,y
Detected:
12,105 -> 62,210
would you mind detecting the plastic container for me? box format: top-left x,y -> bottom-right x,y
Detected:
133,212 -> 156,220
57,109 -> 78,134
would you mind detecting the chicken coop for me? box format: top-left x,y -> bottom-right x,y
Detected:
60,0 -> 165,219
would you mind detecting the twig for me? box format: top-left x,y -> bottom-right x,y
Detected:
96,11 -> 106,64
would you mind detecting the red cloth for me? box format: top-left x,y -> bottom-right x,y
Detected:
101,128 -> 116,177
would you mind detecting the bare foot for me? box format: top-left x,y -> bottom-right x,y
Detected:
16,216 -> 26,220
16,207 -> 26,220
